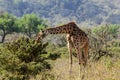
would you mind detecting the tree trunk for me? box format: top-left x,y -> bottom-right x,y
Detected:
1,30 -> 6,43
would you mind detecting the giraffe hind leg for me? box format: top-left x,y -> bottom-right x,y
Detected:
81,43 -> 89,80
83,43 -> 89,66
77,48 -> 85,64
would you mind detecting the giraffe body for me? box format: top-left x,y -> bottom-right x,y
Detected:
36,22 -> 89,66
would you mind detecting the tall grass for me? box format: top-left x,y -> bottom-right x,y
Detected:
47,55 -> 120,80
31,47 -> 120,80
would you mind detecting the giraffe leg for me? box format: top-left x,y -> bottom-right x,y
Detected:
78,48 -> 85,64
83,43 -> 89,66
79,63 -> 85,80
83,43 -> 89,79
78,64 -> 82,80
72,45 -> 85,80
66,35 -> 73,74
67,41 -> 73,73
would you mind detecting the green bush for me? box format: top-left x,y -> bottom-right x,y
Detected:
108,39 -> 120,47
0,37 -> 59,80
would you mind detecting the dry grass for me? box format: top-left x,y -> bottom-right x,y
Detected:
50,56 -> 120,80
31,55 -> 120,80
29,46 -> 120,80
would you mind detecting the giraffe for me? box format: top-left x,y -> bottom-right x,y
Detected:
36,22 -> 89,75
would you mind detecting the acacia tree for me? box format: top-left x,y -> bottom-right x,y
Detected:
17,14 -> 47,38
88,24 -> 120,60
0,13 -> 18,43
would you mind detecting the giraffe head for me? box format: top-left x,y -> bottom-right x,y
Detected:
36,30 -> 46,43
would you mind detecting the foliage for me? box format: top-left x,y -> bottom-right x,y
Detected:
93,24 -> 120,40
16,14 -> 47,38
87,24 -> 120,61
0,13 -> 18,42
90,25 -> 120,60
0,13 -> 47,42
108,39 -> 120,47
0,37 -> 59,80
2,0 -> 120,24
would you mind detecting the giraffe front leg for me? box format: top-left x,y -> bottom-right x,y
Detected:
66,35 -> 73,74
67,43 -> 73,75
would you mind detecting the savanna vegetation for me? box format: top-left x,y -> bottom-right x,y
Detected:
0,12 -> 120,80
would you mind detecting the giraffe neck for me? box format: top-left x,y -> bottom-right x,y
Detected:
43,22 -> 77,35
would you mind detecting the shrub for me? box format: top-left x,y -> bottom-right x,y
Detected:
0,37 -> 59,80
